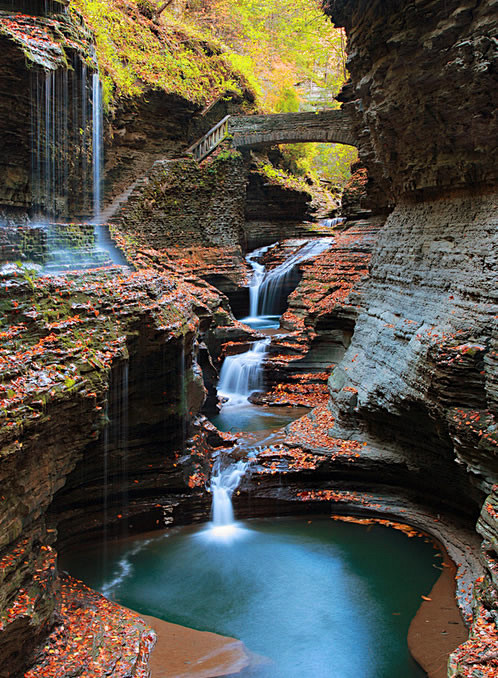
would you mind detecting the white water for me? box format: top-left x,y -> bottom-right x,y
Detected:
242,238 -> 334,326
217,337 -> 270,405
92,73 -> 103,220
202,458 -> 249,542
209,238 -> 335,542
26,62 -> 127,271
247,244 -> 272,318
320,217 -> 345,228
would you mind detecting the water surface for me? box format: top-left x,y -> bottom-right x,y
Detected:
63,517 -> 437,678
210,402 -> 308,433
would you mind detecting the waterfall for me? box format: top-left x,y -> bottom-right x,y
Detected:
202,458 -> 249,542
320,217 -> 345,228
247,244 -> 272,318
258,238 -> 334,316
242,238 -> 334,326
31,68 -> 70,219
216,238 -> 334,409
92,72 -> 103,220
217,338 -> 270,405
105,361 -> 129,535
118,361 -> 129,533
24,60 -> 127,271
30,58 -> 94,220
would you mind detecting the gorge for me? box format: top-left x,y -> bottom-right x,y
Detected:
0,1 -> 497,677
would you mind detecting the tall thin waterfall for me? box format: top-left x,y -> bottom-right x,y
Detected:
30,58 -> 95,220
118,361 -> 129,532
25,61 -> 128,270
92,72 -> 103,220
102,360 -> 129,534
31,68 -> 69,219
217,337 -> 270,405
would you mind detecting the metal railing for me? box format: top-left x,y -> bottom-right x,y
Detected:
186,115 -> 231,162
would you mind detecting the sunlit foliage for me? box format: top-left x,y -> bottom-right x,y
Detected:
185,0 -> 347,112
69,0 -> 250,106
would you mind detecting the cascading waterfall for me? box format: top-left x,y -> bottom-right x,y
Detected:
255,238 -> 334,318
202,457 -> 249,542
217,338 -> 270,406
216,238 -> 334,410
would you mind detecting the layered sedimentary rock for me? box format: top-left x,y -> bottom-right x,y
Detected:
0,264 -> 239,675
254,219 -> 381,408
112,151 -> 247,251
103,93 -> 249,209
326,0 -> 497,206
244,164 -> 315,251
0,7 -> 95,218
320,0 -> 498,673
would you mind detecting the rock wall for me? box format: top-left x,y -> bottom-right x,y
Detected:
103,93 -> 248,210
244,167 -> 315,251
0,7 -> 97,218
328,193 -> 497,504
322,0 -> 498,673
0,265 -> 239,675
325,0 -> 497,206
112,151 -> 247,250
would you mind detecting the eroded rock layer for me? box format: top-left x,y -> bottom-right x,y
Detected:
321,0 -> 498,674
325,0 -> 498,205
0,264 -> 238,675
254,219 -> 381,408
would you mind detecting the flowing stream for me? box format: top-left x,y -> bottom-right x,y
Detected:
212,238 -> 333,430
241,238 -> 334,329
62,238 -> 440,677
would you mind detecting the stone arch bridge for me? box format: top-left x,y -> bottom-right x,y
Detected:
188,108 -> 356,161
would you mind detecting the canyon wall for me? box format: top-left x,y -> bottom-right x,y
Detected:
0,262 -> 242,675
323,0 -> 498,674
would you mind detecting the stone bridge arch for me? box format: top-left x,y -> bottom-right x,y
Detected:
228,108 -> 356,149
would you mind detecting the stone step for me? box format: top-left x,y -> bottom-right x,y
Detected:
43,257 -> 115,273
45,248 -> 110,264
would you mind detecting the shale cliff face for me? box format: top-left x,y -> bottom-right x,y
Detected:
323,0 -> 498,674
326,0 -> 497,205
0,263 -> 239,675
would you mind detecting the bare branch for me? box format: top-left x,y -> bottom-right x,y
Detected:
156,0 -> 175,17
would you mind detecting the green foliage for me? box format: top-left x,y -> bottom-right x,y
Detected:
279,141 -> 358,192
181,0 -> 354,190
223,52 -> 262,101
280,143 -> 318,178
69,0 -> 250,107
275,87 -> 300,113
187,0 -> 347,113
256,160 -> 310,194
311,143 -> 358,189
